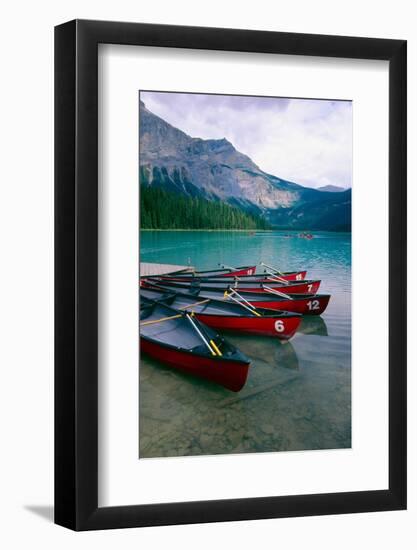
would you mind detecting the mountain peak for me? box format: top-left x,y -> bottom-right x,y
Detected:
317,184 -> 347,193
202,136 -> 235,153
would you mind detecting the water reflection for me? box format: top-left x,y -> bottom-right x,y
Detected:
298,316 -> 328,336
227,333 -> 300,371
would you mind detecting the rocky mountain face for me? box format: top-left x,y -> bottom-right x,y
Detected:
139,100 -> 351,231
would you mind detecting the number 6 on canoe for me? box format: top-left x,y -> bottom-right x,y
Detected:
275,320 -> 285,332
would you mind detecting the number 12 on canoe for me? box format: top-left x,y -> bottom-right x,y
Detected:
307,299 -> 320,311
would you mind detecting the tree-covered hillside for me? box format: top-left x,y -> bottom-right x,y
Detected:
140,185 -> 271,230
267,188 -> 352,231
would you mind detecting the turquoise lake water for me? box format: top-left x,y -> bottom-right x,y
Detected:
139,230 -> 351,458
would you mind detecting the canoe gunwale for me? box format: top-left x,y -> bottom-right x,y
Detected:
143,283 -> 331,303
140,289 -> 303,319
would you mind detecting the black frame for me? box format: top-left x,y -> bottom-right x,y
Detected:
55,19 -> 407,531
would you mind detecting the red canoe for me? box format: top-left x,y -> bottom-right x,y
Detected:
157,269 -> 307,283
147,283 -> 331,316
165,265 -> 257,278
143,277 -> 321,295
140,301 -> 250,392
141,288 -> 302,339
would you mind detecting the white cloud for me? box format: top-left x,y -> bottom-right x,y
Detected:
141,92 -> 352,189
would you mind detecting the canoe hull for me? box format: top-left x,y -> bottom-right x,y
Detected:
246,295 -> 331,316
194,312 -> 301,339
140,337 -> 250,392
275,270 -> 307,281
231,280 -> 320,294
157,270 -> 308,283
142,282 -> 331,316
145,279 -> 321,295
240,270 -> 308,282
219,266 -> 257,277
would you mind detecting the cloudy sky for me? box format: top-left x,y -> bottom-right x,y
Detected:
140,91 -> 352,190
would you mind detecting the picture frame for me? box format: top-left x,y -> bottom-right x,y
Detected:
55,19 -> 407,531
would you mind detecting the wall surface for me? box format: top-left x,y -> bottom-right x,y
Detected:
0,1 -> 415,548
